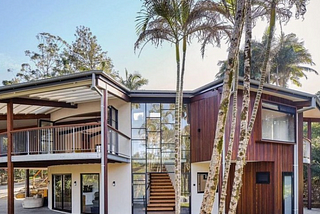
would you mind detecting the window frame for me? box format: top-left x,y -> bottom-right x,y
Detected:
260,100 -> 296,144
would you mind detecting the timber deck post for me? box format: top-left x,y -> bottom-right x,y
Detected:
7,100 -> 14,214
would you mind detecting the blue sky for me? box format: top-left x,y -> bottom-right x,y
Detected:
1,0 -> 320,93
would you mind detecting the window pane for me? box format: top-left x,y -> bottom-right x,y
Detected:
147,103 -> 160,117
262,108 -> 295,142
147,132 -> 160,148
132,103 -> 145,128
132,140 -> 146,159
162,124 -> 175,144
132,159 -> 146,173
132,129 -> 146,139
161,110 -> 175,123
147,118 -> 160,131
133,184 -> 145,199
161,103 -> 175,110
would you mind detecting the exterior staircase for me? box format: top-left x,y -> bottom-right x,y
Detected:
147,172 -> 175,212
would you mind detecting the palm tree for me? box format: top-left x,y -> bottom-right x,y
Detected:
135,1 -> 230,213
270,32 -> 317,87
116,69 -> 148,90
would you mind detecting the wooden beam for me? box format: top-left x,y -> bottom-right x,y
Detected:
0,114 -> 50,120
0,98 -> 77,109
7,101 -> 14,214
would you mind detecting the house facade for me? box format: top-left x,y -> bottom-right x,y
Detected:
0,71 -> 318,214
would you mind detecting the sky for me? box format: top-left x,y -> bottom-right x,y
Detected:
0,0 -> 320,94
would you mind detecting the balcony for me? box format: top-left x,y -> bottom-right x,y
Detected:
0,123 -> 130,164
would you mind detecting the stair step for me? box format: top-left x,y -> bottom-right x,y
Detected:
151,178 -> 171,181
151,186 -> 174,189
151,182 -> 172,185
148,203 -> 175,207
147,207 -> 174,211
149,199 -> 175,203
150,196 -> 175,199
151,192 -> 175,196
151,189 -> 174,192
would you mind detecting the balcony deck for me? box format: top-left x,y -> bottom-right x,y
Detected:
0,123 -> 130,167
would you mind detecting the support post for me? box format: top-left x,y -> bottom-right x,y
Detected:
7,100 -> 14,214
103,89 -> 108,214
26,169 -> 30,197
307,121 -> 312,210
100,88 -> 108,214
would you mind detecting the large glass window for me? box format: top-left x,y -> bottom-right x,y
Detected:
261,102 -> 295,143
131,103 -> 190,214
81,174 -> 99,214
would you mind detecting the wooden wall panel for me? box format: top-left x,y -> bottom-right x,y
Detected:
226,162 -> 274,214
190,90 -> 220,162
190,88 -> 304,213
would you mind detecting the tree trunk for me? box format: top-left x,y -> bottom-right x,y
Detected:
218,58 -> 239,214
228,1 -> 276,213
174,41 -> 182,214
200,1 -> 246,213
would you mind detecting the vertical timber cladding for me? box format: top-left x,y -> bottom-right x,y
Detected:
226,162 -> 275,214
190,89 -> 302,213
190,90 -> 220,163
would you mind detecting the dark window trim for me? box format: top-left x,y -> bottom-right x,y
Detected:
108,105 -> 118,129
282,172 -> 294,214
197,172 -> 208,193
261,100 -> 296,143
52,174 -> 72,213
80,173 -> 100,214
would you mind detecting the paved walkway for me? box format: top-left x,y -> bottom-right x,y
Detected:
0,197 -> 319,214
0,198 -> 55,214
305,208 -> 320,214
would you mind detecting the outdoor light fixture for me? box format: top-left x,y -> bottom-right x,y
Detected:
112,181 -> 116,186
74,181 -> 77,186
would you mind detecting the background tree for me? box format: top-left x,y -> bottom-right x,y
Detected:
115,69 -> 148,90
63,26 -> 114,75
216,31 -> 317,88
2,33 -> 68,85
3,26 -> 124,85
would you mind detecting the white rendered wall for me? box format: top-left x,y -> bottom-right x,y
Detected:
191,162 -> 219,214
51,101 -> 101,121
48,163 -> 131,214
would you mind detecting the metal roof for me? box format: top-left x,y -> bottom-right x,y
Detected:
0,70 -> 318,116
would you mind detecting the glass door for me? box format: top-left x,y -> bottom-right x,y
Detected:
53,174 -> 72,212
283,172 -> 293,214
39,120 -> 54,153
81,173 -> 99,214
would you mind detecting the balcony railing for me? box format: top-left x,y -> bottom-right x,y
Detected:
0,123 -> 130,158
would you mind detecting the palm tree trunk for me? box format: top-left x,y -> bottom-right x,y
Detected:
175,36 -> 187,214
228,1 -> 276,213
174,41 -> 182,214
200,1 -> 246,213
218,59 -> 239,214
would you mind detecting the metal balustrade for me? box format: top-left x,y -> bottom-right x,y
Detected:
0,123 -> 130,158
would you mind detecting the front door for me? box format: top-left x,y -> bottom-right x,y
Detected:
283,172 -> 294,214
53,174 -> 72,212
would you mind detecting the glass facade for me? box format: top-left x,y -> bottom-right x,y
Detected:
131,103 -> 191,214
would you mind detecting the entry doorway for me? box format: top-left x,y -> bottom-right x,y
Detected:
52,174 -> 72,212
81,173 -> 100,214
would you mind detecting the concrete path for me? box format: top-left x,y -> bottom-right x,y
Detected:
0,197 -> 55,214
305,208 -> 320,214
